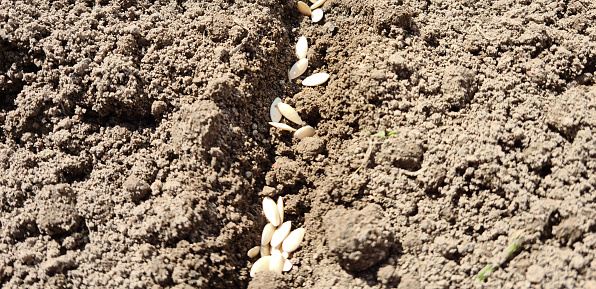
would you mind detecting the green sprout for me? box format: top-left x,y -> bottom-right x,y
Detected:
476,230 -> 525,282
367,130 -> 398,139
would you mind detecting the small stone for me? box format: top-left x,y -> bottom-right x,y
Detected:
525,264 -> 545,283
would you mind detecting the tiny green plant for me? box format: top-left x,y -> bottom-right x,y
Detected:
367,130 -> 398,139
476,230 -> 525,282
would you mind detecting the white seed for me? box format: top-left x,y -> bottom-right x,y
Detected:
310,0 -> 326,9
282,228 -> 306,252
288,58 -> 308,80
277,103 -> 303,125
270,97 -> 282,122
296,36 -> 308,60
269,122 -> 296,132
297,1 -> 312,16
261,223 -> 276,245
263,197 -> 281,226
282,251 -> 290,259
250,256 -> 271,277
271,221 -> 292,248
277,196 -> 284,224
294,125 -> 316,140
311,9 -> 323,23
309,0 -> 317,3
248,246 -> 260,258
260,244 -> 270,257
269,252 -> 284,274
283,259 -> 293,272
302,73 -> 330,86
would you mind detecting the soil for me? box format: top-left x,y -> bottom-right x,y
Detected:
1,0 -> 595,288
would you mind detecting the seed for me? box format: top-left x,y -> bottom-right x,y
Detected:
270,97 -> 282,122
250,256 -> 271,277
297,1 -> 312,16
261,223 -> 276,245
311,9 -> 323,23
277,103 -> 303,125
294,125 -> 315,140
288,58 -> 308,80
302,73 -> 330,86
260,243 -> 270,257
296,36 -> 308,60
269,252 -> 284,274
282,251 -> 290,259
282,228 -> 305,252
263,197 -> 281,226
248,246 -> 260,258
283,259 -> 293,272
271,221 -> 292,248
269,122 -> 297,132
277,196 -> 284,224
310,0 -> 326,9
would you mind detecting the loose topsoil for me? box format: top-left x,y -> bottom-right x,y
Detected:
1,0 -> 595,288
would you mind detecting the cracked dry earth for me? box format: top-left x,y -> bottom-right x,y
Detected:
1,0 -> 596,288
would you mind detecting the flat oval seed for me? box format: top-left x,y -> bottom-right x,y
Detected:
302,73 -> 330,86
281,251 -> 290,259
269,252 -> 284,274
297,1 -> 312,16
261,223 -> 276,245
310,0 -> 326,9
248,246 -> 260,258
271,221 -> 292,248
311,9 -> 323,23
270,97 -> 282,122
296,36 -> 308,60
277,196 -> 284,224
263,197 -> 281,226
288,58 -> 308,80
277,103 -> 303,125
294,125 -> 316,140
269,122 -> 296,132
250,256 -> 271,277
283,259 -> 293,272
282,228 -> 306,252
260,244 -> 270,257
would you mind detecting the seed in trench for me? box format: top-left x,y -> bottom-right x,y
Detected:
269,122 -> 296,132
250,256 -> 271,277
282,228 -> 306,252
270,97 -> 282,122
297,1 -> 312,16
261,223 -> 276,245
311,9 -> 323,23
269,252 -> 284,274
277,103 -> 303,125
288,58 -> 308,80
296,36 -> 308,60
263,197 -> 281,226
310,0 -> 326,9
247,246 -> 260,258
271,244 -> 282,256
294,125 -> 315,140
302,73 -> 330,86
277,196 -> 284,224
283,259 -> 293,272
260,243 -> 270,257
271,221 -> 292,248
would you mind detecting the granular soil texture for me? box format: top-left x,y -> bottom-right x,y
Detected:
1,0 -> 595,288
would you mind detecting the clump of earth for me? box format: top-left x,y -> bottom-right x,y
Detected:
1,0 -> 595,288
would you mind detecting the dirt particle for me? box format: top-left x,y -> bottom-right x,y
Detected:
324,204 -> 395,271
525,264 -> 545,283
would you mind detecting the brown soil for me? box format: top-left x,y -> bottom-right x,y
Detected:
1,0 -> 595,288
